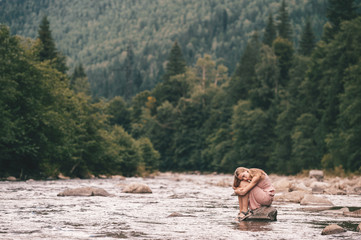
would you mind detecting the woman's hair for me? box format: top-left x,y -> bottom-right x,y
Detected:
233,167 -> 266,188
233,167 -> 248,188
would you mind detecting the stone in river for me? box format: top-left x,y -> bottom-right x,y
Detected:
309,170 -> 324,181
321,224 -> 346,235
245,206 -> 277,221
300,194 -> 333,206
122,183 -> 152,193
57,187 -> 111,196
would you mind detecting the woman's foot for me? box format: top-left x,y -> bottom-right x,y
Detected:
237,210 -> 252,221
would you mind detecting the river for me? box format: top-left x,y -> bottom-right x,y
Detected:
1,173 -> 360,239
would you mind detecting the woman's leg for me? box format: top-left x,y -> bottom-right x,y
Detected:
237,181 -> 250,213
248,186 -> 274,210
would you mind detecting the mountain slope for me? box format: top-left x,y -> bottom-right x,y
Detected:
0,0 -> 328,98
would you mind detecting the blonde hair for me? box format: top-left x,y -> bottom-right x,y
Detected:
233,167 -> 265,188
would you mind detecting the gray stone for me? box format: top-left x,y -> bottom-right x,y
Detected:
309,170 -> 324,181
122,183 -> 152,193
300,194 -> 333,206
274,191 -> 306,203
57,187 -> 111,197
321,224 -> 346,235
245,206 -> 277,221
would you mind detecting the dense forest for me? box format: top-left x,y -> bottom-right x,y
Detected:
1,0 -> 361,179
1,0 -> 331,99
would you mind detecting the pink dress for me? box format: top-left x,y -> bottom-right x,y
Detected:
248,174 -> 275,210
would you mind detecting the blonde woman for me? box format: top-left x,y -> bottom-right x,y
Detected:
233,167 -> 275,220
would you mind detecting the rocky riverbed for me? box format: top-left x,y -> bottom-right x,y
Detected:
1,173 -> 361,239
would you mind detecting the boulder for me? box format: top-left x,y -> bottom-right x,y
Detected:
300,194 -> 333,206
245,206 -> 277,221
322,207 -> 349,215
309,170 -> 324,181
6,176 -> 16,181
274,191 -> 306,203
57,173 -> 70,180
57,187 -> 111,197
122,183 -> 152,193
272,178 -> 291,192
321,224 -> 346,235
289,182 -> 312,193
111,175 -> 126,180
343,209 -> 361,218
357,223 -> 361,232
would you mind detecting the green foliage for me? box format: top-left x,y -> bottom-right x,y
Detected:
273,37 -> 294,87
37,16 -> 68,73
231,101 -> 273,171
1,0 -> 329,99
263,13 -> 277,47
299,19 -> 316,56
2,1 -> 361,178
326,0 -> 358,38
277,0 -> 293,41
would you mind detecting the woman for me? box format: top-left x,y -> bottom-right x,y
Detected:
233,167 -> 275,220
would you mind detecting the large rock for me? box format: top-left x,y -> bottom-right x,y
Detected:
343,209 -> 361,218
289,182 -> 312,193
274,191 -> 306,203
300,194 -> 333,206
321,224 -> 346,235
122,183 -> 152,193
57,187 -> 111,197
272,177 -> 291,192
310,181 -> 330,194
309,170 -> 324,181
6,176 -> 17,181
245,206 -> 277,221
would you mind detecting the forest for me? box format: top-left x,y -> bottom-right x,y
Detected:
1,0 -> 361,179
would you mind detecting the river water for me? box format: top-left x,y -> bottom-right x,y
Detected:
1,173 -> 360,240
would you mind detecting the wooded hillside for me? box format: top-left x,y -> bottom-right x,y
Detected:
1,0 -> 329,99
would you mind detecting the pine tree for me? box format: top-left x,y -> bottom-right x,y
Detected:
299,19 -> 316,56
228,33 -> 261,103
326,0 -> 357,38
164,41 -> 186,81
263,13 -> 277,46
38,16 -> 57,61
273,37 -> 294,88
37,16 -> 67,73
125,44 -> 135,100
71,63 -> 86,84
277,0 -> 292,41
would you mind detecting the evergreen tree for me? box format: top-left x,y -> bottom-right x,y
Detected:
125,44 -> 135,100
228,33 -> 261,103
153,41 -> 188,105
70,63 -> 86,86
273,37 -> 294,88
37,16 -> 67,73
164,41 -> 186,80
263,13 -> 277,46
299,19 -> 316,56
326,0 -> 358,38
38,16 -> 57,61
277,0 -> 292,41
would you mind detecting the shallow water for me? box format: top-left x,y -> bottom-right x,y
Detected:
1,174 -> 360,239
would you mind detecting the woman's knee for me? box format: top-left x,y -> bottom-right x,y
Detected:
240,180 -> 250,188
